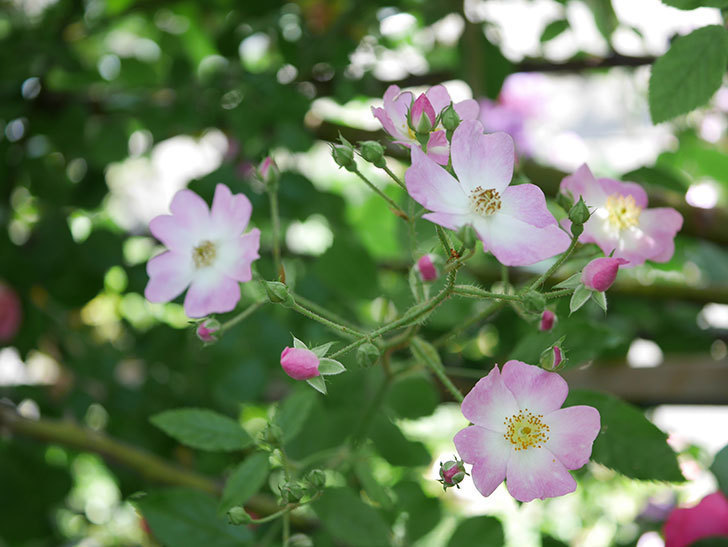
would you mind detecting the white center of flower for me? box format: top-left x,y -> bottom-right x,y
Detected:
469,186 -> 502,216
192,240 -> 217,269
503,409 -> 550,451
605,193 -> 641,230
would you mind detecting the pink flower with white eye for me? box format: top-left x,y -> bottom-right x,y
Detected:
454,360 -> 600,502
0,282 -> 22,343
663,492 -> 728,547
371,84 -> 479,165
581,257 -> 629,292
405,120 -> 571,266
145,184 -> 261,318
560,164 -> 683,266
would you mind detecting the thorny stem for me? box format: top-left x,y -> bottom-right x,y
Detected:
436,225 -> 452,255
220,301 -> 265,333
544,288 -> 575,300
410,337 -> 464,402
267,189 -> 283,280
452,285 -> 524,302
290,299 -> 364,338
352,168 -> 409,219
243,493 -> 322,525
527,236 -> 579,291
291,292 -> 362,332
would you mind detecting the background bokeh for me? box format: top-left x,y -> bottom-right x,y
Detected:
1,0 -> 728,546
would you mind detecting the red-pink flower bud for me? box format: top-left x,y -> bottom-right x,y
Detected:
581,257 -> 629,292
196,319 -> 220,343
438,457 -> 467,490
410,94 -> 436,133
280,347 -> 320,380
0,283 -> 22,342
258,156 -> 279,188
539,309 -> 556,331
540,344 -> 565,371
416,254 -> 439,282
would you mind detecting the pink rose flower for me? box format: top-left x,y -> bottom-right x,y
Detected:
664,492 -> 728,547
145,184 -> 261,318
405,120 -> 571,266
371,84 -> 479,165
280,347 -> 320,380
582,257 -> 629,292
454,360 -> 601,502
539,309 -> 556,331
560,164 -> 683,266
416,254 -> 439,282
0,283 -> 22,343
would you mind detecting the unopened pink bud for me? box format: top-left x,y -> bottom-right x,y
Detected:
258,156 -> 279,187
280,347 -> 320,380
417,254 -> 439,282
0,283 -> 22,343
410,94 -> 436,133
581,257 -> 629,292
540,345 -> 564,371
438,457 -> 467,490
539,309 -> 556,331
196,319 -> 220,343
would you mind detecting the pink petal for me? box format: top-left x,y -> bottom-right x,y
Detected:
544,406 -> 601,470
638,208 -> 683,263
500,184 -> 560,228
451,121 -> 514,194
579,215 -> 621,254
461,365 -> 519,432
454,426 -> 510,497
144,251 -> 193,303
473,214 -> 571,266
371,106 -> 399,139
560,164 -> 608,207
454,99 -> 480,121
169,188 -> 211,228
210,184 -> 252,238
598,178 -> 648,209
405,146 -> 469,214
500,360 -> 568,415
421,212 -> 472,231
183,272 -> 240,318
216,229 -> 261,282
581,257 -> 628,291
426,130 -> 449,165
149,214 -> 199,252
664,492 -> 728,547
425,84 -> 452,113
411,93 -> 437,127
280,346 -> 320,380
505,447 -> 576,502
384,86 -> 413,140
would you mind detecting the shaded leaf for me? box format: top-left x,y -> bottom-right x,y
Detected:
447,516 -> 504,547
218,452 -> 270,514
314,487 -> 390,547
150,409 -> 253,452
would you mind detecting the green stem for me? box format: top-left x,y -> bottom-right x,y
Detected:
268,189 -> 283,279
452,285 -> 524,302
410,338 -> 464,402
220,301 -> 265,333
432,301 -> 505,347
544,288 -> 574,300
436,225 -> 452,255
291,292 -> 361,332
353,169 -> 409,219
527,236 -> 579,291
290,300 -> 363,338
382,165 -> 406,190
283,513 -> 290,547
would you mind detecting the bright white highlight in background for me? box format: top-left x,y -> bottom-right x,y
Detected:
685,181 -> 719,209
627,338 -> 663,368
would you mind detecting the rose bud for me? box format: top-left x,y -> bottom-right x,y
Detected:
539,309 -> 556,332
280,347 -> 320,380
257,156 -> 280,188
416,254 -> 439,282
196,318 -> 220,343
410,93 -> 436,134
582,257 -> 629,292
438,457 -> 467,490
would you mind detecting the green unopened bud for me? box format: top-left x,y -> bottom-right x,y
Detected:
331,144 -> 357,172
441,103 -> 460,131
457,224 -> 477,251
264,281 -> 294,307
305,469 -> 326,489
438,457 -> 467,490
260,422 -> 283,447
556,191 -> 574,213
568,197 -> 590,226
356,342 -> 380,368
289,534 -> 314,547
228,506 -> 253,525
571,223 -> 584,238
522,291 -> 547,314
540,344 -> 566,371
280,482 -> 305,503
359,141 -> 386,168
257,156 -> 280,190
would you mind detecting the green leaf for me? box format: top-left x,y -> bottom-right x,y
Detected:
447,516 -> 504,547
584,0 -> 618,41
150,409 -> 253,452
311,342 -> 334,358
570,285 -> 592,314
314,487 -> 391,547
553,272 -> 582,290
318,358 -> 346,375
540,19 -> 569,42
354,458 -> 394,510
275,389 -> 318,443
592,290 -> 607,312
307,375 -> 327,395
710,443 -> 728,496
393,481 -> 441,542
292,336 -> 308,349
566,390 -> 684,481
649,25 -> 728,123
385,375 -> 439,419
661,0 -> 728,9
370,416 -> 430,467
218,452 -> 270,514
136,489 -> 251,547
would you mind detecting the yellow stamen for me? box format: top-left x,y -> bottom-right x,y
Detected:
192,240 -> 217,268
605,194 -> 641,230
503,409 -> 550,451
470,186 -> 502,216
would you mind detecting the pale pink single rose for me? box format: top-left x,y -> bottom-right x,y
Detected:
405,120 -> 570,266
145,184 -> 260,318
560,164 -> 683,266
371,84 -> 479,165
539,310 -> 556,331
663,492 -> 728,547
280,347 -> 320,380
582,257 -> 629,292
0,283 -> 22,342
454,360 -> 600,502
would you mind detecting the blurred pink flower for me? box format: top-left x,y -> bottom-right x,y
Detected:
371,84 -> 479,165
561,164 -> 683,266
405,120 -> 570,266
454,360 -> 600,502
582,257 -> 629,292
145,184 -> 260,318
664,492 -> 728,547
539,310 -> 556,331
280,347 -> 320,380
0,283 -> 22,343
